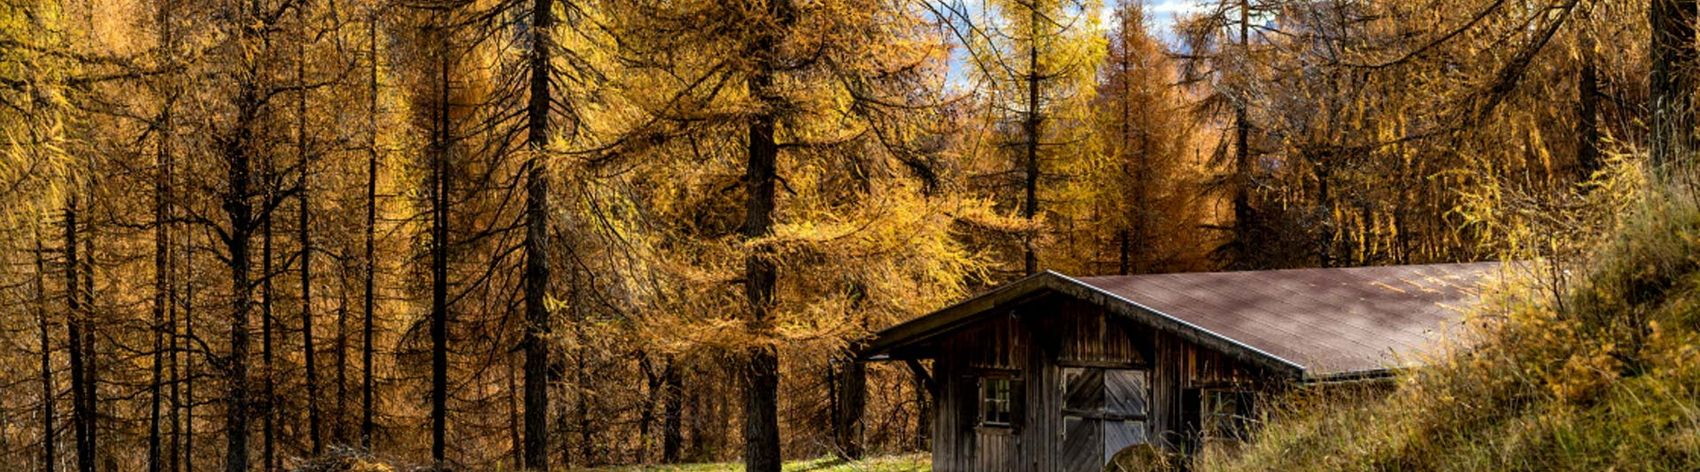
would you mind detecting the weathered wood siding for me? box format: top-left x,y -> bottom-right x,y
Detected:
928,293 -> 1267,471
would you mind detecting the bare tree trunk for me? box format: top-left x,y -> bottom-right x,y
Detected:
222,34 -> 261,470
361,6 -> 381,453
65,195 -> 92,472
1021,3 -> 1041,276
661,358 -> 682,464
260,112 -> 276,472
1576,3 -> 1601,180
1231,0 -> 1254,269
37,229 -> 55,472
743,36 -> 785,472
184,233 -> 197,472
334,270 -> 350,445
150,7 -> 175,465
429,20 -> 452,465
830,358 -> 865,459
522,0 -> 555,469
82,235 -> 98,472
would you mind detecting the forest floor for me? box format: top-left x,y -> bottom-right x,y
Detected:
579,454 -> 930,471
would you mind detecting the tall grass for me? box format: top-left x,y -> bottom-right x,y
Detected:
1201,171 -> 1700,470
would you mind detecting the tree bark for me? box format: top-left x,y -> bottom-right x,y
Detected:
183,234 -> 196,472
661,358 -> 682,464
1231,0 -> 1254,269
1021,3 -> 1041,276
1576,3 -> 1601,180
830,358 -> 866,459
150,6 -> 174,465
361,6 -> 380,453
260,104 -> 277,472
222,30 -> 261,469
743,6 -> 786,466
65,195 -> 93,472
430,21 -> 452,465
522,0 -> 555,469
37,230 -> 55,472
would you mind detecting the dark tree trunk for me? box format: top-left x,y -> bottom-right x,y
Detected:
223,38 -> 261,471
522,0 -> 555,469
335,277 -> 349,446
430,23 -> 452,465
1576,4 -> 1601,180
82,237 -> 97,472
830,358 -> 866,459
661,358 -> 682,464
361,7 -> 380,453
183,236 -> 196,472
65,195 -> 93,472
1021,3 -> 1042,276
1650,0 -> 1697,172
1231,0 -> 1253,269
743,18 -> 785,470
260,111 -> 276,472
150,10 -> 174,465
37,231 -> 55,472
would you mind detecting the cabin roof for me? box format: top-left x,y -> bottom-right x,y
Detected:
860,262 -> 1502,381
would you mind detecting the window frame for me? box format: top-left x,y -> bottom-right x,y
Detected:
977,372 -> 1018,429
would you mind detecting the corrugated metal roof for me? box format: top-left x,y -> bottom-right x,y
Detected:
1072,262 -> 1498,378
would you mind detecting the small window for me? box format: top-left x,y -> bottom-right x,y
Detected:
1203,389 -> 1256,441
980,377 -> 1014,427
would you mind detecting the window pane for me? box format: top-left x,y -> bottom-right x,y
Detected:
982,377 -> 1013,426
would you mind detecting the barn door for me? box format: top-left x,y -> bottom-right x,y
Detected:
1060,367 -> 1149,471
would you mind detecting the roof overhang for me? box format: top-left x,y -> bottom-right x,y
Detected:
858,271 -> 1309,380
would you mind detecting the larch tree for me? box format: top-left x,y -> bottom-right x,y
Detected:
603,0 -> 985,468
1092,0 -> 1218,276
935,0 -> 1105,278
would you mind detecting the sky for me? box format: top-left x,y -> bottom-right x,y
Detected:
941,0 -> 1208,88
1141,0 -> 1209,37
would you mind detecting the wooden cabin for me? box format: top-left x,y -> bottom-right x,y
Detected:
858,262 -> 1499,471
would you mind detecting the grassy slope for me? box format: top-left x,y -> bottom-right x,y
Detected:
579,454 -> 930,472
1201,191 -> 1700,471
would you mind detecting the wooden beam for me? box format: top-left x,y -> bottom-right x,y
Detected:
903,358 -> 937,398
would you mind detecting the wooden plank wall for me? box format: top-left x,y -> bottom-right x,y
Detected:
926,294 -> 1268,471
